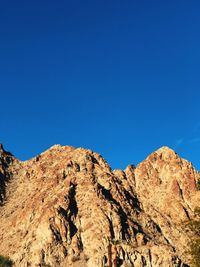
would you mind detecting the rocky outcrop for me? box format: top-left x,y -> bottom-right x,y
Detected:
0,144 -> 199,266
0,144 -> 18,204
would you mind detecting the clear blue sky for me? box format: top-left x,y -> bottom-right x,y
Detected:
0,0 -> 200,170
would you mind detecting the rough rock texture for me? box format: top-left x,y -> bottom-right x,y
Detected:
0,144 -> 199,267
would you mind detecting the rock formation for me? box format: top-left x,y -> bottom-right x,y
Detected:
0,144 -> 199,266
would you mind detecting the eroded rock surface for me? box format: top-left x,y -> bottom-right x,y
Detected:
0,144 -> 199,266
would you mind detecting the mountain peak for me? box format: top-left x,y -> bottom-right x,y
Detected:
145,146 -> 179,163
0,144 -> 199,267
155,146 -> 177,155
0,143 -> 5,154
0,144 -> 14,158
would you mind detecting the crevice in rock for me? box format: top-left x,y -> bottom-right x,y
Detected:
77,234 -> 84,251
40,249 -> 46,266
99,185 -> 129,240
100,185 -> 118,205
91,156 -> 99,164
148,249 -> 152,267
50,183 -> 78,244
0,172 -> 7,203
141,255 -> 147,266
105,214 -> 115,240
49,224 -> 62,243
57,206 -> 68,217
123,189 -> 141,211
177,181 -> 193,215
67,182 -> 78,239
177,181 -> 184,200
118,206 -> 129,240
131,221 -> 147,237
0,154 -> 14,204
182,206 -> 190,220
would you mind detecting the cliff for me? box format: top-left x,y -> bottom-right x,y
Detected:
0,144 -> 199,267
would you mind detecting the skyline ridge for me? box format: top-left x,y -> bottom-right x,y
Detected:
0,142 -> 197,171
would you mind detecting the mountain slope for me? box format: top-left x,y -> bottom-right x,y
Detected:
0,144 -> 199,267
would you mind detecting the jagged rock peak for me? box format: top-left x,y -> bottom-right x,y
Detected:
0,144 -> 15,161
0,143 -> 7,155
144,146 -> 187,164
0,144 -> 199,267
152,145 -> 177,157
155,145 -> 177,155
0,143 -> 4,150
28,144 -> 112,173
125,164 -> 135,171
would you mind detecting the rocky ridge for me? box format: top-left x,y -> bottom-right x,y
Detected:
0,144 -> 199,267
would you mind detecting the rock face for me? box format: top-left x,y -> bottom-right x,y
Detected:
0,144 -> 199,267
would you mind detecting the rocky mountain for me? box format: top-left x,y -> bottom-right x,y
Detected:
0,144 -> 199,267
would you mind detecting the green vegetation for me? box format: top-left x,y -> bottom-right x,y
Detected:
190,241 -> 200,267
185,208 -> 200,267
196,180 -> 200,190
111,239 -> 121,245
0,255 -> 13,267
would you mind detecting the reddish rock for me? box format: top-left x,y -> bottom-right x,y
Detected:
0,144 -> 199,266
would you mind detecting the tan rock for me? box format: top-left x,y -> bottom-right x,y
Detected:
0,144 -> 199,266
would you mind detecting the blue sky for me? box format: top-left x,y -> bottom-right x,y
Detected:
0,0 -> 200,170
